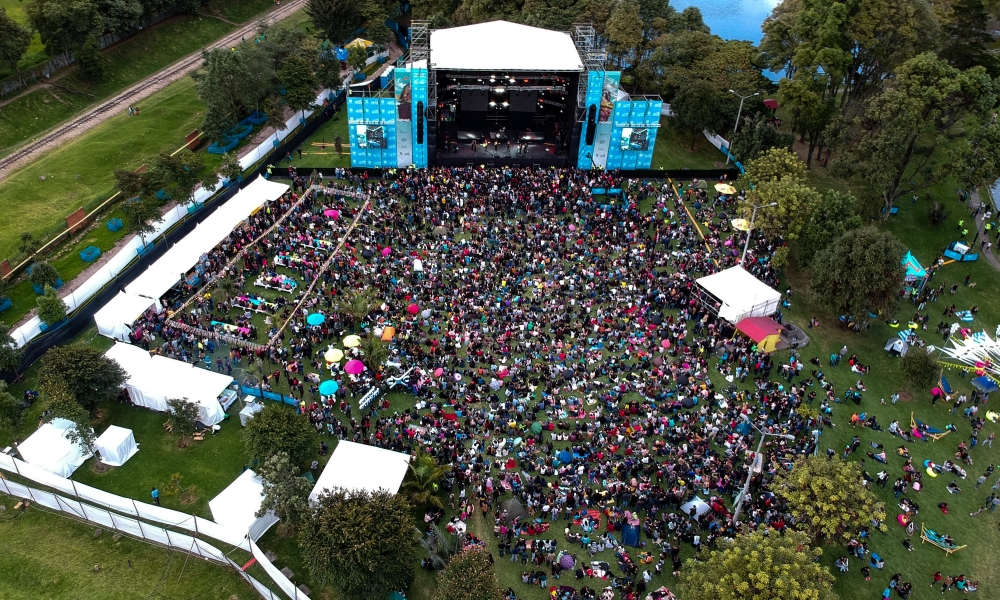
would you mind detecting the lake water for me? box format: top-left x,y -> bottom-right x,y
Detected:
674,0 -> 781,45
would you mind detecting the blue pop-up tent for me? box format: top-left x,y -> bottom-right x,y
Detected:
972,376 -> 999,395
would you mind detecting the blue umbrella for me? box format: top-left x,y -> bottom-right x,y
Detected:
319,380 -> 339,395
307,313 -> 325,326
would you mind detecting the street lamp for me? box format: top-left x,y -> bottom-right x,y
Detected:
731,414 -> 794,525
740,202 -> 778,267
725,90 -> 759,166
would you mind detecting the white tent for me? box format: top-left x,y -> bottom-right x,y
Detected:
103,343 -> 231,425
209,469 -> 279,541
94,292 -> 161,342
93,425 -> 139,467
680,497 -> 711,518
695,266 -> 782,323
309,441 -> 410,504
239,401 -> 264,426
429,21 -> 584,72
18,418 -> 94,477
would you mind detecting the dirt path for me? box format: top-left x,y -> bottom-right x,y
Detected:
969,189 -> 1000,271
0,0 -> 306,181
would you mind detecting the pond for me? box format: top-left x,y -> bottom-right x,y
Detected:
674,0 -> 781,45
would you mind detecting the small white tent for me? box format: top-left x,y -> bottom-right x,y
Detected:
18,418 -> 93,477
93,425 -> 139,467
309,441 -> 410,505
93,292 -> 161,342
209,469 -> 279,541
695,266 -> 781,323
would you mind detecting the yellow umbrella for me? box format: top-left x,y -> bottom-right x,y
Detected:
731,218 -> 750,232
325,348 -> 344,362
343,335 -> 361,348
715,183 -> 737,195
347,38 -> 373,49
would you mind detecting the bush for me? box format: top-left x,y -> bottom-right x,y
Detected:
29,261 -> 60,288
902,348 -> 939,389
36,285 -> 67,325
242,403 -> 315,468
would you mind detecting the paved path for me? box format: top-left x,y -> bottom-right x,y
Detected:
0,0 -> 306,181
968,189 -> 1000,271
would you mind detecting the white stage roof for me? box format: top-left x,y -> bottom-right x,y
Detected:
309,441 -> 410,504
209,469 -> 278,541
18,418 -> 93,477
430,21 -> 584,72
696,266 -> 782,323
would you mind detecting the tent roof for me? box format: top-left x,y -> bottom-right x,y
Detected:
902,251 -> 927,280
18,418 -> 93,477
309,441 -> 410,504
972,376 -> 1000,394
94,424 -> 133,447
209,469 -> 272,534
736,316 -> 782,342
430,21 -> 584,72
94,292 -> 159,340
697,266 -> 780,304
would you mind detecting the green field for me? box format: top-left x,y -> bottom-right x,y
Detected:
0,0 -> 48,77
293,114 -> 352,168
651,118 -> 725,171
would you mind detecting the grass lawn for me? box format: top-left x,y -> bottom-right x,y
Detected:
0,0 -> 48,77
651,118 -> 725,171
293,115 -> 351,168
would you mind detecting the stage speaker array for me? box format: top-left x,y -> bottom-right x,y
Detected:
417,101 -> 424,144
585,104 -> 597,145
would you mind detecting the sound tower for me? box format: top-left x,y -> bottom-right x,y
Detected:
585,105 -> 597,145
417,101 -> 424,144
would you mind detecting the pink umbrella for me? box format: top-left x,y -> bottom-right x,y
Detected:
323,209 -> 338,218
661,339 -> 669,348
569,224 -> 576,231
408,303 -> 419,315
454,373 -> 462,381
344,359 -> 365,375
434,367 -> 444,377
381,247 -> 391,257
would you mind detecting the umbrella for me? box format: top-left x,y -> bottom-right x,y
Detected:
362,249 -> 374,259
319,380 -> 339,395
343,335 -> 361,348
569,224 -> 576,231
559,554 -> 576,569
563,369 -> 575,379
650,313 -> 663,325
715,183 -> 737,195
325,348 -> 344,362
421,309 -> 432,318
530,422 -> 543,435
345,359 -> 365,375
434,367 -> 444,377
652,356 -> 663,367
323,209 -> 339,218
558,450 -> 572,463
381,247 -> 391,257
661,339 -> 670,348
731,218 -> 750,231
433,226 -> 448,237
307,313 -> 325,326
454,373 -> 462,381
407,303 -> 419,315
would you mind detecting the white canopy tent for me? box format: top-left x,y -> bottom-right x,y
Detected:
309,441 -> 410,504
429,21 -> 584,72
209,469 -> 279,541
18,418 -> 94,477
239,401 -> 264,426
93,425 -> 139,467
695,266 -> 782,323
104,343 -> 231,425
93,292 -> 161,342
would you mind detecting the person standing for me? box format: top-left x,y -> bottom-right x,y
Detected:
151,487 -> 160,506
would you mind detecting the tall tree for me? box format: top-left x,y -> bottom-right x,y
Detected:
834,53 -> 996,215
308,0 -> 365,44
432,548 -> 503,600
729,114 -> 794,165
947,119 -> 1000,193
192,44 -> 277,143
281,55 -> 318,114
28,261 -> 61,289
0,322 -> 24,376
772,455 -> 888,544
401,448 -> 449,508
151,150 -> 206,206
120,198 -> 162,247
36,285 -> 67,325
0,8 -> 32,81
737,148 -> 819,241
96,0 -> 144,36
0,381 -> 23,435
777,66 -> 836,168
39,345 -> 127,416
671,80 -> 728,150
604,0 -> 642,70
939,0 -> 998,73
242,403 -> 315,467
40,378 -> 96,450
810,226 -> 906,319
797,189 -> 861,267
299,488 -> 415,600
256,451 -> 313,532
165,397 -> 199,442
678,528 -> 839,600
27,0 -> 104,54
75,33 -> 106,81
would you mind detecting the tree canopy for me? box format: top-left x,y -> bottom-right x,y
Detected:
257,451 -> 313,531
39,344 -> 127,416
738,148 -> 819,241
432,548 -> 503,600
678,527 -> 839,600
242,403 -> 315,468
810,226 -> 906,319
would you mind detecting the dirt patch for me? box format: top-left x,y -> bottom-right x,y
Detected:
91,461 -> 114,474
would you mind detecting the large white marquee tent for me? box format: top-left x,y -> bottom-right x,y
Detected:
104,343 -> 230,425
18,418 -> 94,477
209,469 -> 279,541
695,266 -> 782,324
309,441 -> 410,505
429,21 -> 584,72
94,176 -> 289,342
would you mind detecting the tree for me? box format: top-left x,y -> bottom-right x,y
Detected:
0,381 -> 24,434
163,472 -> 200,504
773,456 -> 887,544
939,0 -> 997,74
36,285 -> 67,326
947,119 -> 1000,193
798,190 -> 862,266
39,344 -> 127,416
166,397 -> 199,442
256,451 -> 313,532
729,114 -> 794,165
214,275 -> 238,305
401,448 -> 448,508
678,527 -> 839,600
242,403 -> 315,467
308,0 -> 364,45
347,44 -> 367,73
27,0 -> 104,55
421,523 -> 461,569
0,8 -> 32,82
280,54 -> 318,114
338,288 -> 378,331
299,488 -> 415,599
192,44 -> 277,143
18,232 -> 40,257
113,168 -> 143,200
151,150 -> 205,206
432,548 -> 502,600
672,80 -> 728,150
218,151 -> 244,185
777,67 -> 836,168
810,226 -> 906,319
737,148 -> 819,241
834,53 -> 996,216
96,0 -> 144,35
120,198 -> 162,246
359,335 -> 389,375
40,378 -> 96,451
29,261 -> 60,288
76,33 -> 106,81
0,322 -> 23,375
901,348 -> 939,389
604,0 -> 643,70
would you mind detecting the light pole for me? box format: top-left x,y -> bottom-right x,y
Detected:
731,414 -> 794,526
725,90 -> 759,166
740,201 -> 778,267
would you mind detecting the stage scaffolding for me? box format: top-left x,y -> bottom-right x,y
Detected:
571,23 -> 606,123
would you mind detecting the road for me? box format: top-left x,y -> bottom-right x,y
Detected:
0,0 -> 306,180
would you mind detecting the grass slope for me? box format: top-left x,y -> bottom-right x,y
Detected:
651,119 -> 724,171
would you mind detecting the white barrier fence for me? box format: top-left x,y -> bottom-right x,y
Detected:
0,452 -> 311,600
11,87 -> 339,348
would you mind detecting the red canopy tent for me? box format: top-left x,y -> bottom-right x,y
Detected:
736,316 -> 783,352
